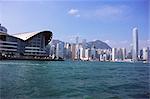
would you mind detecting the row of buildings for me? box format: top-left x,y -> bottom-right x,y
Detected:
0,24 -> 149,62
0,24 -> 52,59
49,27 -> 149,63
49,39 -> 149,63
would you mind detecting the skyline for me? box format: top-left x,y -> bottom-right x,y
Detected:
0,0 -> 149,49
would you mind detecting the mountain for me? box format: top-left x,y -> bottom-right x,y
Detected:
51,39 -> 62,44
51,39 -> 111,49
87,40 -> 111,49
50,39 -> 64,46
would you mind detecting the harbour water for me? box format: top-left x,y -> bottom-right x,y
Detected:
0,60 -> 149,99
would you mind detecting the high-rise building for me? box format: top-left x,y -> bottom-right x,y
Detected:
81,39 -> 86,58
79,46 -> 84,60
117,48 -> 123,60
132,27 -> 139,61
90,45 -> 96,60
71,44 -> 76,60
56,42 -> 64,59
82,39 -> 86,48
85,48 -> 90,60
64,43 -> 71,59
50,44 -> 56,59
143,47 -> 149,62
122,48 -> 126,60
112,48 -> 117,61
76,36 -> 79,44
75,36 -> 79,60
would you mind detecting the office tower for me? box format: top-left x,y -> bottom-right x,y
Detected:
143,47 -> 149,62
56,42 -> 64,59
139,49 -> 143,59
75,36 -> 79,59
76,36 -> 79,44
90,45 -> 96,60
82,39 -> 86,48
85,48 -> 90,60
81,39 -> 86,58
64,43 -> 71,59
122,48 -> 126,60
117,48 -> 123,60
50,44 -> 56,58
132,27 -> 139,61
79,47 -> 84,60
112,48 -> 117,61
71,44 -> 76,60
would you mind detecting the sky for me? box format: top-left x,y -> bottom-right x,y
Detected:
0,0 -> 149,49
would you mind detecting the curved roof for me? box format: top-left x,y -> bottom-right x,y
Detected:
12,30 -> 52,41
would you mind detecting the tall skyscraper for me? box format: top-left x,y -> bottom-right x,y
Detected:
132,27 -> 139,61
81,39 -> 86,58
143,47 -> 149,62
90,45 -> 96,60
75,36 -> 79,59
82,39 -> 86,48
122,48 -> 126,60
71,44 -> 76,60
112,48 -> 117,61
56,42 -> 64,59
85,48 -> 90,60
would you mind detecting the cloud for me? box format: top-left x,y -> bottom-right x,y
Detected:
67,5 -> 130,20
95,6 -> 122,17
76,5 -> 130,21
68,8 -> 80,17
94,5 -> 129,20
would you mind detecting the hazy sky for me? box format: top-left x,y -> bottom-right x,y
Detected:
0,0 -> 149,49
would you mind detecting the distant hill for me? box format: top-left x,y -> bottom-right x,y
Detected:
51,39 -> 111,49
87,40 -> 111,49
51,39 -> 63,44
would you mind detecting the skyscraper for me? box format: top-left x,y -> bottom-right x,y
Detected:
56,42 -> 64,59
132,27 -> 139,61
143,47 -> 149,62
75,36 -> 79,59
122,48 -> 126,60
112,48 -> 117,61
81,39 -> 86,58
71,44 -> 76,60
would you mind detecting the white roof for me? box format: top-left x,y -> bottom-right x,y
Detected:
12,30 -> 44,41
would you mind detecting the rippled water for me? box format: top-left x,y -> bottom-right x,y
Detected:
0,60 -> 149,99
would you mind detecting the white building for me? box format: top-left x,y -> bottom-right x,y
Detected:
71,44 -> 76,60
85,48 -> 90,60
132,27 -> 139,61
79,47 -> 84,60
56,42 -> 64,59
112,48 -> 117,61
75,36 -> 80,60
143,47 -> 149,62
50,44 -> 56,59
122,48 -> 126,60
81,39 -> 86,58
64,43 -> 71,59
